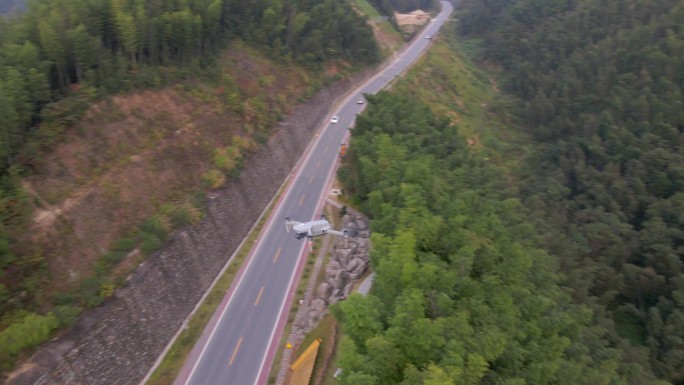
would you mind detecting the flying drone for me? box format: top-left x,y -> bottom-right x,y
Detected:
285,215 -> 350,242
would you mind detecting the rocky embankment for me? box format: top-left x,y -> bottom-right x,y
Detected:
8,68 -> 375,385
299,213 -> 371,339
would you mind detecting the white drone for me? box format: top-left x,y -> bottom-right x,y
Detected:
285,215 -> 350,241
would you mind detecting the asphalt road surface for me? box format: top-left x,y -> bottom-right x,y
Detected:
174,3 -> 453,384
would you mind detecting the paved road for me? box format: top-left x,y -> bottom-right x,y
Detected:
174,3 -> 453,384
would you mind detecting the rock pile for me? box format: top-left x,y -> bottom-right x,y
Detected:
301,214 -> 370,333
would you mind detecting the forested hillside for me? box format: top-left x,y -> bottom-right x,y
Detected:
459,0 -> 684,383
334,91 -> 666,384
331,0 -> 682,383
0,0 -> 381,375
0,0 -> 379,175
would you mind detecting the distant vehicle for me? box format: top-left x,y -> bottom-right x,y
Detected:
356,99 -> 364,104
330,116 -> 340,124
285,215 -> 350,241
426,35 -> 432,39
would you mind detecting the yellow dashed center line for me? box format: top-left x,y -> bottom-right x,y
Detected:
272,246 -> 282,263
299,195 -> 305,205
254,286 -> 265,306
229,337 -> 243,366
308,175 -> 315,184
316,160 -> 322,168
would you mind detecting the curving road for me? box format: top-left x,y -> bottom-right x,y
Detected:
173,3 -> 453,384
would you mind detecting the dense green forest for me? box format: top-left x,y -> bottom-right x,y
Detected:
332,0 -> 683,384
334,91 -> 668,385
458,0 -> 684,383
0,0 -> 382,373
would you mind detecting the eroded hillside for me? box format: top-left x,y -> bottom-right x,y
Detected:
21,43 -> 314,292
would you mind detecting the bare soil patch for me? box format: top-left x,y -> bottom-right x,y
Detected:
21,44 -> 313,292
395,9 -> 430,26
395,9 -> 431,35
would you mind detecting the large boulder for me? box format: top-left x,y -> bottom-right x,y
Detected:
329,289 -> 343,304
325,260 -> 341,279
311,298 -> 326,313
345,257 -> 360,273
349,257 -> 366,279
343,283 -> 353,298
354,217 -> 368,231
332,270 -> 349,290
334,236 -> 350,250
317,283 -> 332,301
334,248 -> 353,266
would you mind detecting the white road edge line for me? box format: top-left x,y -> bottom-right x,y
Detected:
165,3 -> 453,384
178,43 -> 342,382
255,240 -> 307,384
255,3 -> 453,383
182,221 -> 273,384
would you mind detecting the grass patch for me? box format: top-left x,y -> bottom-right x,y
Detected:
352,0 -> 380,18
295,314 -> 339,385
394,27 -> 494,141
390,20 -> 531,182
351,0 -> 403,57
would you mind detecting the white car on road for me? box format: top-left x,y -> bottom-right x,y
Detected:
330,116 -> 340,124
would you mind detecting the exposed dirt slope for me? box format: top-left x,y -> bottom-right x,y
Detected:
22,44 -> 312,291
395,9 -> 431,34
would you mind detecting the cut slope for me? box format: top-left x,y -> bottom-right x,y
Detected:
21,44 -> 312,292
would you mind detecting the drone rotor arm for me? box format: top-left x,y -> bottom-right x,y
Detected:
326,229 -> 350,239
285,218 -> 302,233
